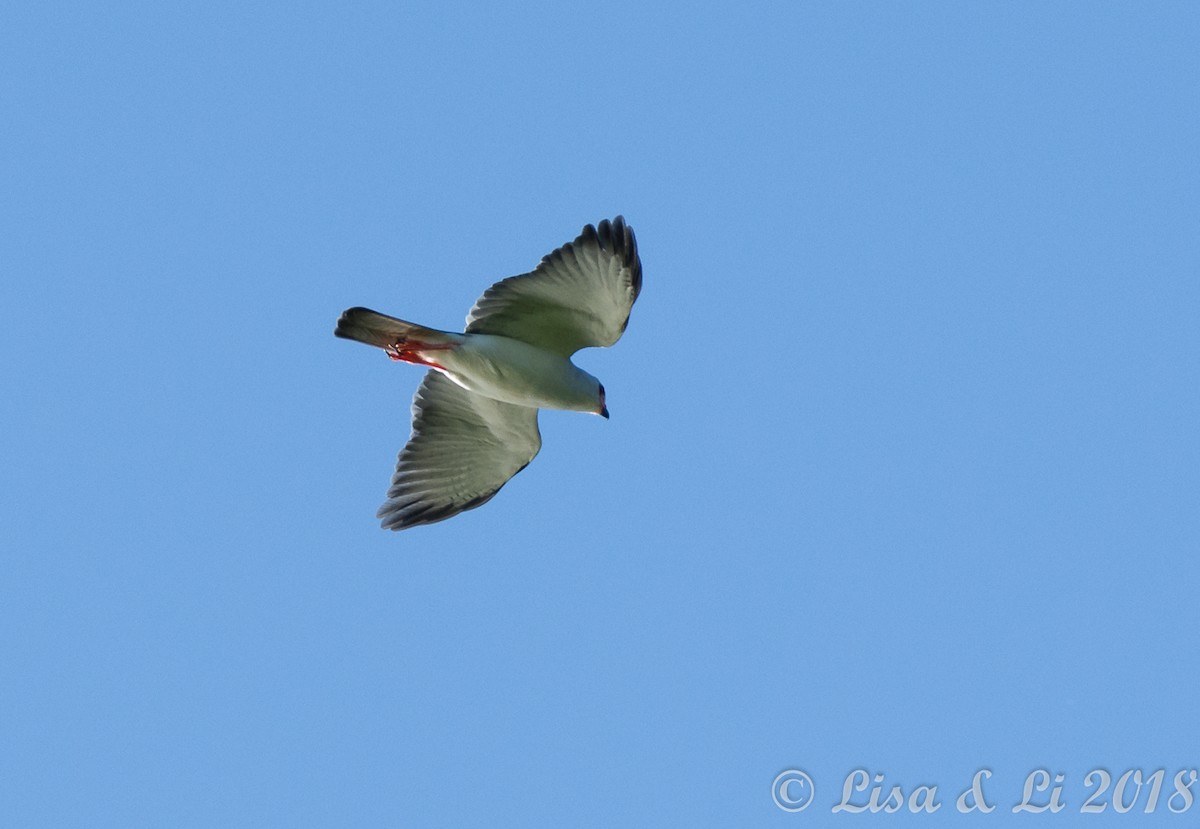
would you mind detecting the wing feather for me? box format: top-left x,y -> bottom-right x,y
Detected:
464,216 -> 642,356
376,371 -> 541,530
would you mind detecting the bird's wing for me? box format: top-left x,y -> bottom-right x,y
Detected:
377,371 -> 541,531
464,216 -> 642,357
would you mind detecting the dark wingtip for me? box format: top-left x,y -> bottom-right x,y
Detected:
591,216 -> 641,335
592,216 -> 642,303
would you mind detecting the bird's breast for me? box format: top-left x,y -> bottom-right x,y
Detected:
436,334 -> 598,412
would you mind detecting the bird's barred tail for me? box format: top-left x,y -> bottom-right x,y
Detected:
334,307 -> 458,351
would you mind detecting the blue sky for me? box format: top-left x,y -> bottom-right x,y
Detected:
3,2 -> 1198,825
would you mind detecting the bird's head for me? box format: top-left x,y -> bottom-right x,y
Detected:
598,382 -> 609,419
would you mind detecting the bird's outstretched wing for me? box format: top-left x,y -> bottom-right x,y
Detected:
464,216 -> 642,357
377,371 -> 541,530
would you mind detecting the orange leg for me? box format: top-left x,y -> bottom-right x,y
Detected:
385,339 -> 455,371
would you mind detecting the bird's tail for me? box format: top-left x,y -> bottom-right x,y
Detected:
334,307 -> 459,351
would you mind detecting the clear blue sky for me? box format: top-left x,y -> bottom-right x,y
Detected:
3,2 -> 1198,826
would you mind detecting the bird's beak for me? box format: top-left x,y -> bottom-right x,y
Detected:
600,405 -> 609,419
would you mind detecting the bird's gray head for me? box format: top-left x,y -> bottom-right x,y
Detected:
598,382 -> 609,419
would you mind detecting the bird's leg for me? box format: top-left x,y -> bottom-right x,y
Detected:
385,338 -> 456,369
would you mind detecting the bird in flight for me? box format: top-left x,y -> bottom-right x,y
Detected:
335,217 -> 642,530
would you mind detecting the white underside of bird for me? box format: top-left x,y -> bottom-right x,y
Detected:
334,216 -> 642,531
